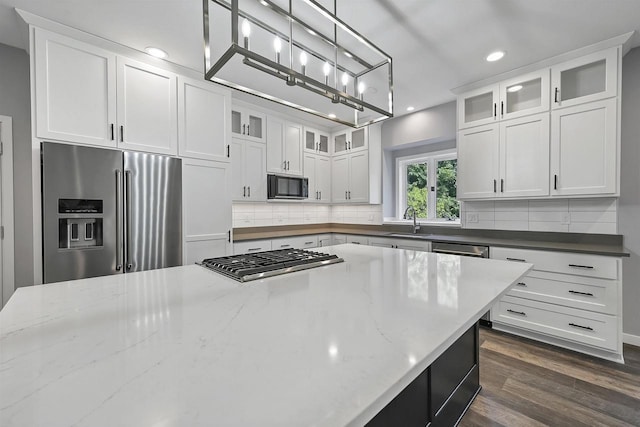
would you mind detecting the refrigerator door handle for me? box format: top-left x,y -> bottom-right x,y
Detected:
125,170 -> 133,271
115,169 -> 123,271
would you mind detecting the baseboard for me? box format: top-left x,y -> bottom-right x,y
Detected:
623,333 -> 640,347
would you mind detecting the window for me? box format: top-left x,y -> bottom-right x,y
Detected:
397,150 -> 460,222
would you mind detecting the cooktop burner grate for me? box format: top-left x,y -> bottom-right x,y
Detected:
199,248 -> 344,282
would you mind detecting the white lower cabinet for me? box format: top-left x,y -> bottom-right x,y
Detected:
491,247 -> 622,362
182,159 -> 232,264
234,240 -> 272,255
346,235 -> 369,245
332,234 -> 348,245
272,235 -> 319,250
317,234 -> 332,247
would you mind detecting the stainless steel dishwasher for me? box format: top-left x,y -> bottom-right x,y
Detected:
431,241 -> 492,328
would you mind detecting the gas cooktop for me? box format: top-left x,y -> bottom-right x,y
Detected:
199,248 -> 344,282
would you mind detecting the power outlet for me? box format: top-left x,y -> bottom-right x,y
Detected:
367,213 -> 374,221
467,213 -> 479,223
561,212 -> 571,225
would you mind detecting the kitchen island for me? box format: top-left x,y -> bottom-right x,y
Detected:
0,245 -> 531,426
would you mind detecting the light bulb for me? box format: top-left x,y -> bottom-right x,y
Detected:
299,51 -> 308,66
273,37 -> 282,53
358,82 -> 366,95
241,19 -> 251,38
323,62 -> 331,76
341,72 -> 349,86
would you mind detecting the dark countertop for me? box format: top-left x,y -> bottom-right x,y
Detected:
233,223 -> 629,257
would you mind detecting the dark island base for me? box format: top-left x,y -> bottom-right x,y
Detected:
367,323 -> 480,427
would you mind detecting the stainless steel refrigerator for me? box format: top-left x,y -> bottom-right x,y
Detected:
42,142 -> 182,283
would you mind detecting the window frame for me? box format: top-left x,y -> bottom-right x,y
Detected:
396,148 -> 458,222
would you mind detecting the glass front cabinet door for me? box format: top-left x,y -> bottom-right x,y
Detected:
499,69 -> 550,121
457,85 -> 499,129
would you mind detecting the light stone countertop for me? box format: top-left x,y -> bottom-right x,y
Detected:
0,245 -> 531,427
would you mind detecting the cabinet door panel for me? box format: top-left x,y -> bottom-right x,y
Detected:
244,141 -> 267,201
349,151 -> 369,202
182,159 -> 231,264
35,28 -> 116,147
550,98 -> 617,196
500,114 -> 550,198
500,69 -> 550,121
458,85 -> 499,129
304,154 -> 317,201
284,122 -> 303,175
117,57 -> 177,155
332,156 -> 349,202
231,138 -> 245,200
317,156 -> 331,202
266,117 -> 284,173
457,124 -> 499,199
178,77 -> 230,162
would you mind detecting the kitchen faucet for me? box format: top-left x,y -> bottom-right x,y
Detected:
403,206 -> 421,234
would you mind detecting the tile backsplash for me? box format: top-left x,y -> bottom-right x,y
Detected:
461,198 -> 618,234
232,203 -> 383,228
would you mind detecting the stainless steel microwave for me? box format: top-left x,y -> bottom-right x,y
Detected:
267,174 -> 309,199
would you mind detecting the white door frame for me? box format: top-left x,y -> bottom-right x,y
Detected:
0,116 -> 15,308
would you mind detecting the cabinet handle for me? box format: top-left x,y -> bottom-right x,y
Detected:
501,101 -> 504,117
506,257 -> 527,262
280,244 -> 290,248
247,186 -> 251,197
243,186 -> 246,197
287,160 -> 290,170
507,309 -> 527,316
516,282 -> 527,287
493,179 -> 497,193
348,190 -> 351,199
554,174 -> 558,190
305,241 -> 314,245
494,103 -> 497,118
554,87 -> 559,103
242,124 -> 246,135
569,290 -> 594,297
569,323 -> 593,331
227,145 -> 230,158
110,123 -> 115,141
352,241 -> 360,245
319,191 -> 321,199
348,141 -> 351,150
247,124 -> 250,135
568,264 -> 594,270
248,247 -> 262,252
345,191 -> 348,199
228,230 -> 231,242
501,178 -> 504,193
120,125 -> 124,142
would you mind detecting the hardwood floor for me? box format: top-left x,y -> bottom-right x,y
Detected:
460,328 -> 640,427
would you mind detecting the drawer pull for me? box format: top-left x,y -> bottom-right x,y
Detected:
351,242 -> 361,245
569,264 -> 594,270
280,244 -> 290,248
568,290 -> 594,297
506,257 -> 527,263
248,248 -> 261,252
507,309 -> 527,316
304,241 -> 314,245
569,323 -> 594,331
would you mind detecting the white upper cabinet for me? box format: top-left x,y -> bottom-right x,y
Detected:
231,106 -> 265,143
457,85 -> 500,129
231,137 -> 266,201
550,98 -> 617,196
457,124 -> 500,199
34,28 -> 117,147
178,77 -> 231,162
304,127 -> 330,155
304,153 -> 331,202
116,57 -> 178,155
331,155 -> 349,203
331,151 -> 369,203
332,127 -> 368,155
551,48 -> 618,110
458,114 -> 550,200
500,69 -> 550,121
458,69 -> 549,129
266,116 -> 303,176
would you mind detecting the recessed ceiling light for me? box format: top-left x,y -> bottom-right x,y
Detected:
406,106 -> 415,112
486,50 -> 505,62
507,84 -> 523,93
260,0 -> 268,5
344,51 -> 353,58
328,113 -> 336,119
145,47 -> 168,59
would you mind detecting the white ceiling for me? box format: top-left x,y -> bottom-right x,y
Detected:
1,0 -> 640,128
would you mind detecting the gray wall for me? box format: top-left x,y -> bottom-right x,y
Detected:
381,101 -> 456,149
620,46 -> 640,338
0,43 -> 33,288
